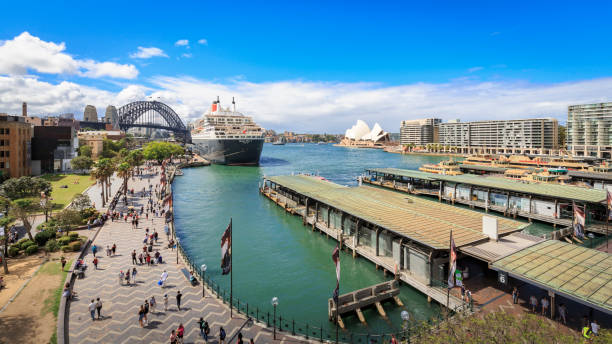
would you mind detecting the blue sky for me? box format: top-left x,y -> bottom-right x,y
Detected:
0,1 -> 611,132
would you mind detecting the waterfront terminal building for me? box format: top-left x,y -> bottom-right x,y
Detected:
437,118 -> 559,155
568,102 -> 612,158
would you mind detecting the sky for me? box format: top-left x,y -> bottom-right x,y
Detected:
1,0 -> 612,133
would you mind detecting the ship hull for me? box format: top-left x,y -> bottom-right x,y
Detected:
191,138 -> 264,165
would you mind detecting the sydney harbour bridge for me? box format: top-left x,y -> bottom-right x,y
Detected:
116,101 -> 191,143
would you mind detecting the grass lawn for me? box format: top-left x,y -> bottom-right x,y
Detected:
40,259 -> 72,344
41,174 -> 94,209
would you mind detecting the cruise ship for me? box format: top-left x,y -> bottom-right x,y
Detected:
190,97 -> 264,165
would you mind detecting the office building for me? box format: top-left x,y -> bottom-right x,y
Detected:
83,105 -> 98,122
399,118 -> 441,145
0,114 -> 32,178
567,102 -> 612,158
438,118 -> 559,155
77,131 -> 124,159
31,126 -> 78,174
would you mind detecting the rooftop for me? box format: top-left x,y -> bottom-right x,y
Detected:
267,175 -> 528,250
491,240 -> 612,314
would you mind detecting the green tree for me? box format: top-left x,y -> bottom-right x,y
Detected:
70,194 -> 91,211
116,162 -> 131,197
142,141 -> 184,163
55,209 -> 82,229
558,124 -> 566,148
9,199 -> 40,241
127,150 -> 144,168
71,155 -> 94,173
91,158 -> 115,207
79,144 -> 93,158
0,215 -> 16,273
0,176 -> 52,200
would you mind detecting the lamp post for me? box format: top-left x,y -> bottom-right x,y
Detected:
271,297 -> 279,340
175,238 -> 179,264
201,264 -> 207,297
401,310 -> 410,343
588,233 -> 595,249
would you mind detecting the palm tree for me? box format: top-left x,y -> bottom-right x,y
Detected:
91,158 -> 114,207
117,162 -> 131,201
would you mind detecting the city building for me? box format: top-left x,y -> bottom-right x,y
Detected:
31,126 -> 78,174
0,114 -> 32,178
77,130 -> 125,159
25,116 -> 43,127
567,102 -> 612,158
22,102 -> 27,117
399,118 -> 442,145
438,118 -> 559,155
83,105 -> 98,122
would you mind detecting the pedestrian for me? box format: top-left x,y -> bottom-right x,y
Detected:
61,256 -> 67,271
92,244 -> 97,257
591,319 -> 600,336
93,257 -> 98,269
112,243 -> 117,255
160,270 -> 168,288
154,230 -> 158,243
164,294 -> 169,311
219,326 -> 226,344
146,254 -> 151,266
558,303 -> 567,324
176,290 -> 182,310
126,268 -> 131,285
170,329 -> 177,344
132,250 -> 137,264
150,296 -> 157,313
460,284 -> 466,301
177,323 -> 185,344
138,253 -> 144,265
143,300 -> 149,325
132,267 -> 137,283
529,295 -> 538,313
198,317 -> 205,338
119,270 -> 124,285
237,332 -> 244,344
106,245 -> 111,256
390,334 -> 398,344
512,287 -> 519,304
138,305 -> 145,327
96,297 -> 103,319
250,339 -> 254,344
541,296 -> 549,317
204,320 -> 210,341
88,299 -> 96,321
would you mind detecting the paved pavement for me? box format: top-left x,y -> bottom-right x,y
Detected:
67,167 -> 308,343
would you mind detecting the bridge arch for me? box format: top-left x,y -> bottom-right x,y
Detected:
117,101 -> 190,142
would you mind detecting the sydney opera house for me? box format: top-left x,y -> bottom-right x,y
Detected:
338,120 -> 390,148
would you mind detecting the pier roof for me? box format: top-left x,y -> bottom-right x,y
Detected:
491,240 -> 612,314
368,168 -> 607,203
267,175 -> 527,250
568,170 -> 612,182
458,164 -> 509,173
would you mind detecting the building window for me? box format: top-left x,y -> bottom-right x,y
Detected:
5,129 -> 8,135
5,150 -> 8,157
0,162 -> 4,169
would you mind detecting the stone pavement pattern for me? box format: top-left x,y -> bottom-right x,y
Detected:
68,167 -> 309,344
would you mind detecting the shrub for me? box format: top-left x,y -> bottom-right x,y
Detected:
16,237 -> 30,247
68,241 -> 81,251
18,239 -> 35,250
45,239 -> 60,252
57,236 -> 72,246
34,229 -> 56,246
25,244 -> 38,255
68,232 -> 79,239
61,245 -> 71,253
8,245 -> 20,257
79,235 -> 88,243
79,208 -> 99,221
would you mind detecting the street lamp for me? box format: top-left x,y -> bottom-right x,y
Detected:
201,264 -> 207,297
271,296 -> 279,340
588,233 -> 595,248
175,238 -> 179,264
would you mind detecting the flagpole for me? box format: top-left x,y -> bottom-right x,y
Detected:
230,217 -> 233,319
336,255 -> 339,344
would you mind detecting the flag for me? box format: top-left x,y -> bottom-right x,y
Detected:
447,231 -> 457,288
607,188 -> 612,220
221,220 -> 232,275
331,245 -> 340,304
573,202 -> 585,239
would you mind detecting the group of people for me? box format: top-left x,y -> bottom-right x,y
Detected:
137,296 -> 159,327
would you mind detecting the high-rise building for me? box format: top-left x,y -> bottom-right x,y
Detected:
399,118 -> 441,145
104,105 -> 118,128
567,102 -> 612,158
83,105 -> 98,122
0,114 -> 32,178
438,118 -> 558,154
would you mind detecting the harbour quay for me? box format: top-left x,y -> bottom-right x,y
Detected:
364,168 -> 609,236
259,174 -> 528,312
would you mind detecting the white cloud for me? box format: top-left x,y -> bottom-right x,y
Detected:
198,39 -> 208,45
181,53 -> 193,58
0,32 -> 138,79
468,66 -> 484,73
2,72 -> 612,132
129,46 -> 168,59
175,39 -> 189,47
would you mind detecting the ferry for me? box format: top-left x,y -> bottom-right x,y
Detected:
419,160 -> 463,175
191,97 -> 264,165
504,168 -> 571,184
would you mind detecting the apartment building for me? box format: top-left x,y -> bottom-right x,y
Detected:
567,102 -> 612,158
0,114 -> 32,178
438,118 -> 559,155
399,118 -> 441,145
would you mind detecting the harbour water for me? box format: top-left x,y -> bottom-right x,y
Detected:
172,143 -> 552,335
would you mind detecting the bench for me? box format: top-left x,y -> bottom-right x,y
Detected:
180,268 -> 198,286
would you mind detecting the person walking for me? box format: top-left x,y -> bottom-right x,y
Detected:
95,297 -> 103,319
132,250 -> 137,265
558,303 -> 567,324
512,287 -> 519,304
111,243 -> 117,255
203,320 -> 210,341
61,256 -> 67,271
237,333 -> 244,344
106,245 -> 111,256
143,300 -> 149,326
198,317 -> 206,339
219,326 -> 226,344
92,244 -> 98,257
529,295 -> 538,313
591,319 -> 600,336
119,270 -> 124,285
125,268 -> 131,285
93,257 -> 99,270
88,299 -> 96,321
138,252 -> 144,265
177,323 -> 185,344
540,296 -> 549,317
132,267 -> 138,283
138,305 -> 145,327
164,294 -> 169,311
150,296 -> 157,313
170,329 -> 178,344
176,290 -> 182,310
160,270 -> 168,288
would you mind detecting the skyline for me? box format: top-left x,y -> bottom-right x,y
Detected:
1,1 -> 612,132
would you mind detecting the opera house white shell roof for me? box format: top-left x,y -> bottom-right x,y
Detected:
344,120 -> 389,142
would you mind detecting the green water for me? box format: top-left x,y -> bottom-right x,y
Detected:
172,144 -> 552,337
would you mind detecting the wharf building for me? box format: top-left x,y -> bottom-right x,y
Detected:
437,118 -> 559,155
567,102 -> 612,158
399,118 -> 441,145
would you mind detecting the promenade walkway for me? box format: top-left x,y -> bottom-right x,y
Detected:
67,167 -> 308,343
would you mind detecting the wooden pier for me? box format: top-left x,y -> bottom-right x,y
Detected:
328,280 -> 403,329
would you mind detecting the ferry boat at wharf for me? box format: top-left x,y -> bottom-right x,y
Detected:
190,97 -> 264,165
